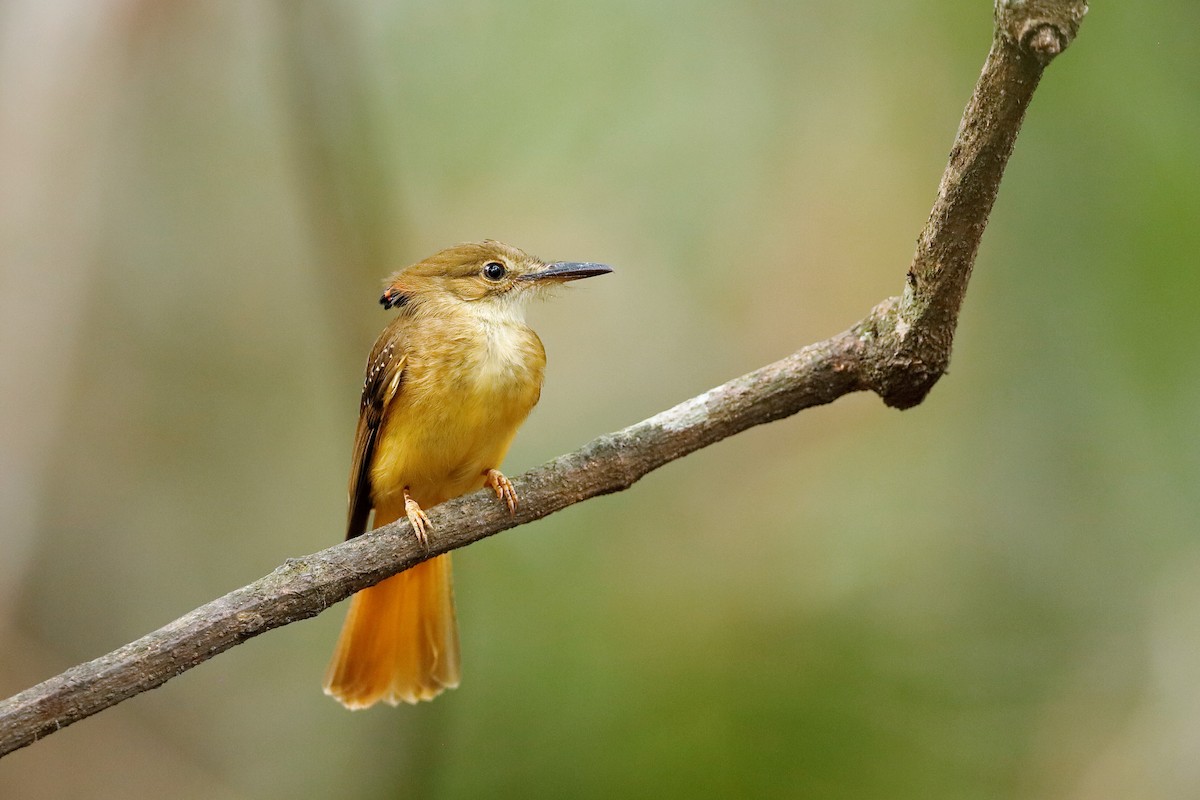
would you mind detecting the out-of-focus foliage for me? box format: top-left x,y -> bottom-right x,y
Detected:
2,2 -> 1197,798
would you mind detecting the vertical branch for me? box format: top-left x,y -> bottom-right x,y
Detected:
868,0 -> 1088,409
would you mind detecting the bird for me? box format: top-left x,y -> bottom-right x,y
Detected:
323,240 -> 611,708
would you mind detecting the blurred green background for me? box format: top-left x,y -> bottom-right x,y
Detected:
2,2 -> 1198,798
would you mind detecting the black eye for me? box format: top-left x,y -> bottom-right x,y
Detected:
482,261 -> 507,281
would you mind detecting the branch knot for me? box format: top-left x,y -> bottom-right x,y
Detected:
994,0 -> 1087,65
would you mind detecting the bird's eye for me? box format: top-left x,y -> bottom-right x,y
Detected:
482,261 -> 507,281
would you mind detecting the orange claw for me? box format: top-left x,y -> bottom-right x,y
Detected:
403,489 -> 432,545
485,469 -> 518,514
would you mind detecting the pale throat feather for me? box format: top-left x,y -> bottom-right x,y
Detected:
468,293 -> 542,384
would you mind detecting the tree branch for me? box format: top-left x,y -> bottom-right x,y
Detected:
0,0 -> 1087,759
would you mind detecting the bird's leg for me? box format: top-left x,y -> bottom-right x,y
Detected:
403,488 -> 432,546
484,469 -> 518,514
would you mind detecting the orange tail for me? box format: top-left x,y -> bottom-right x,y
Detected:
323,553 -> 461,708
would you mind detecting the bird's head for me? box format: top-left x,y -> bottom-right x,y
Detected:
380,241 -> 611,317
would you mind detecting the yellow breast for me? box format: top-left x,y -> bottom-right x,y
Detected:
369,308 -> 545,511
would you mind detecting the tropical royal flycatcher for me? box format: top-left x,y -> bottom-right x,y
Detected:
324,240 -> 611,708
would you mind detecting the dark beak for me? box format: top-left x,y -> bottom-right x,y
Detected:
520,261 -> 613,282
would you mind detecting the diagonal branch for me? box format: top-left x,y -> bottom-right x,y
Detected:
0,0 -> 1087,760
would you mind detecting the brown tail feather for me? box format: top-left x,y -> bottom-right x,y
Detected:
323,553 -> 460,708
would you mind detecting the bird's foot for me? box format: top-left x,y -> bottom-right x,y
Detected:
485,469 -> 518,514
403,489 -> 432,546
